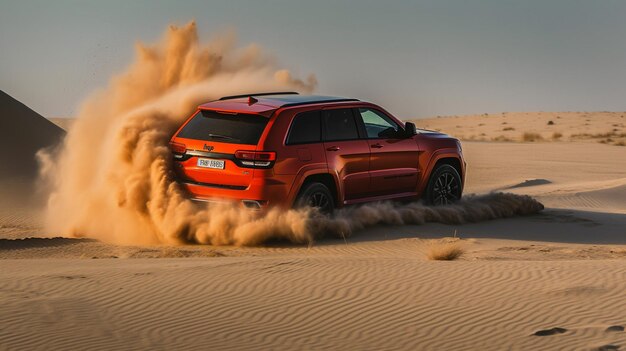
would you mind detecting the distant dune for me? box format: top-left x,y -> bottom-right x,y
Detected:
0,90 -> 65,183
0,91 -> 65,238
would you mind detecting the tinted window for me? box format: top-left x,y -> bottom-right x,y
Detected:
176,110 -> 268,145
286,110 -> 321,145
358,108 -> 401,138
323,109 -> 359,141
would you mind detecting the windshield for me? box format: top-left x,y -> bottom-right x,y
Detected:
176,110 -> 269,145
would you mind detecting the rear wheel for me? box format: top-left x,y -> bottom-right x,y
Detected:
424,164 -> 462,205
294,182 -> 335,214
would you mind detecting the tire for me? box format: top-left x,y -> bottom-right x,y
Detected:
294,182 -> 335,214
424,164 -> 462,206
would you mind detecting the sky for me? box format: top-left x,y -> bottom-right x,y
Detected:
1,0 -> 626,119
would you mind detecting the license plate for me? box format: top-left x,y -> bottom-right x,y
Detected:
197,158 -> 225,169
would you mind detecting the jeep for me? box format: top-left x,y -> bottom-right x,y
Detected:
169,92 -> 465,212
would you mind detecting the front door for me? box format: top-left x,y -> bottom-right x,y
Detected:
356,108 -> 420,197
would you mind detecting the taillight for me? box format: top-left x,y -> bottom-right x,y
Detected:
169,141 -> 186,155
235,150 -> 276,168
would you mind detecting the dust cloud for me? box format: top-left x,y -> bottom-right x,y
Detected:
39,21 -> 543,246
316,193 -> 544,239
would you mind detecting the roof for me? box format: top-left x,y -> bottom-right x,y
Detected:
198,93 -> 359,116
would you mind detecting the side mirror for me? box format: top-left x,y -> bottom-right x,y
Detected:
404,122 -> 417,136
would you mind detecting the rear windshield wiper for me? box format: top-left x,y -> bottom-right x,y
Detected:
207,133 -> 239,142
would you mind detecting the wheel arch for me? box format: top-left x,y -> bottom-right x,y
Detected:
419,150 -> 465,195
288,170 -> 341,208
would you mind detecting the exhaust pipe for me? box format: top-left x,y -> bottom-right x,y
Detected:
242,200 -> 263,210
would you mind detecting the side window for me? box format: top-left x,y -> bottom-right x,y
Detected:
286,110 -> 321,145
322,108 -> 359,141
358,108 -> 401,139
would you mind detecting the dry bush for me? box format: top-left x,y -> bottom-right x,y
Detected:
503,127 -> 515,131
427,242 -> 465,261
547,120 -> 555,125
572,131 -> 626,140
552,132 -> 563,140
615,141 -> 626,146
492,135 -> 512,142
522,132 -> 543,142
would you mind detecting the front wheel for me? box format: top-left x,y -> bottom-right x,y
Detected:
294,182 -> 335,214
424,164 -> 462,205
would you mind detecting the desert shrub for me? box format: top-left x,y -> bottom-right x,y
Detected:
547,120 -> 554,125
503,127 -> 515,131
492,135 -> 512,142
522,132 -> 543,142
427,242 -> 464,261
552,132 -> 563,140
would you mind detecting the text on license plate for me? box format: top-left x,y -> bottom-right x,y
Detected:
197,158 -> 225,169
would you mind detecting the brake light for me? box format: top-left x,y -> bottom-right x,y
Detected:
235,150 -> 276,168
169,141 -> 186,154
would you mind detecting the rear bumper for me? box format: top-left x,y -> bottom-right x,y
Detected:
187,194 -> 265,210
179,175 -> 294,210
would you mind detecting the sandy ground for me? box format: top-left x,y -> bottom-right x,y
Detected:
414,111 -> 626,146
1,113 -> 626,350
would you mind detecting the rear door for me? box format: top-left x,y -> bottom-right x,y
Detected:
321,108 -> 370,202
356,108 -> 420,196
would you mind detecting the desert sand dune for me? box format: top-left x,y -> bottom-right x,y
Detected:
0,90 -> 65,182
0,91 -> 65,240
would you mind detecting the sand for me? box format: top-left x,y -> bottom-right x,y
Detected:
2,256 -> 625,351
2,109 -> 626,350
414,111 -> 626,146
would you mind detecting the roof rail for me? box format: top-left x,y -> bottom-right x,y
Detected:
218,91 -> 299,101
280,98 -> 359,108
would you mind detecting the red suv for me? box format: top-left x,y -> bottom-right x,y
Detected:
169,92 -> 465,212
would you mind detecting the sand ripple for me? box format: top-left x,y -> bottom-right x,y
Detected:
1,258 -> 625,350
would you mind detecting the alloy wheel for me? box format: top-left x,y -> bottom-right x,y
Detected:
308,191 -> 332,213
432,171 -> 460,205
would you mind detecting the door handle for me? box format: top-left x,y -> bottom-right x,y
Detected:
371,143 -> 384,148
326,146 -> 340,151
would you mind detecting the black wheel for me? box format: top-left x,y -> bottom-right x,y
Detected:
294,182 -> 335,214
424,164 -> 462,206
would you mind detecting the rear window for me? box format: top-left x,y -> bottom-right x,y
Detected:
176,110 -> 268,145
286,110 -> 321,145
